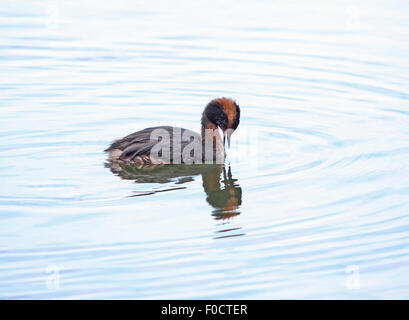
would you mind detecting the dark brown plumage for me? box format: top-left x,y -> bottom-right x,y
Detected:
105,98 -> 240,164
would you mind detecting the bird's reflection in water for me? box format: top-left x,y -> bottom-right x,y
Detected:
201,166 -> 242,220
106,162 -> 243,237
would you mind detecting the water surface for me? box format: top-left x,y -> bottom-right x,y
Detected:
1,0 -> 409,299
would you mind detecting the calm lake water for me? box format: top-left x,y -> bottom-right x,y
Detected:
1,0 -> 409,299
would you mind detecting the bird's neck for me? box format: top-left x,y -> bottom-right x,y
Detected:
201,113 -> 221,141
201,114 -> 225,161
201,115 -> 216,136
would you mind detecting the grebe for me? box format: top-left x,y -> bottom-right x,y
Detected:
105,97 -> 240,164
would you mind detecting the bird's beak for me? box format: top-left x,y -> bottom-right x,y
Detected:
223,129 -> 234,149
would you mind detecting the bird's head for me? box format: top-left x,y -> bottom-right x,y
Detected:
202,97 -> 240,148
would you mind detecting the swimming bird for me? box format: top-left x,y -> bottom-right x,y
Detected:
105,97 -> 240,164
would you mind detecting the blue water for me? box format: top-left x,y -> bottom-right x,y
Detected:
1,0 -> 409,299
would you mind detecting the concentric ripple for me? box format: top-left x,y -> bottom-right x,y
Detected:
1,0 -> 409,299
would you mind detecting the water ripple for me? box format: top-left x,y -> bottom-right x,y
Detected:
1,0 -> 409,299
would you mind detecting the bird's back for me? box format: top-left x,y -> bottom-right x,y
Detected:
105,126 -> 203,164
